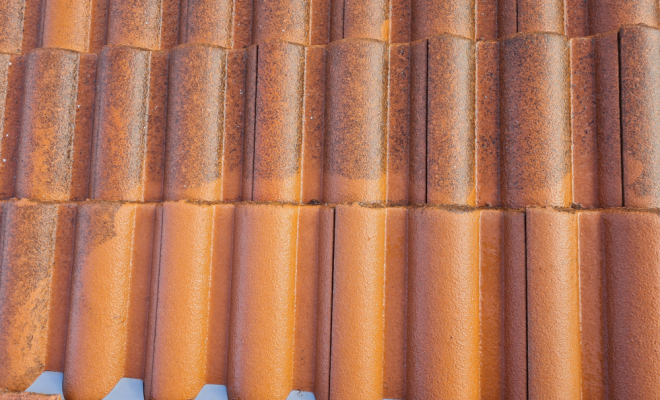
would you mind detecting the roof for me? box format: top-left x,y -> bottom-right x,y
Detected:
0,1 -> 659,399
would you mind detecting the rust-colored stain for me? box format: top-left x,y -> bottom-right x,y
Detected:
2,1 -> 660,399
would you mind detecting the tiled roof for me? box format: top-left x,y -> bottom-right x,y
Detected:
0,1 -> 659,399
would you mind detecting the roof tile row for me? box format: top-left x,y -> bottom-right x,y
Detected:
1,0 -> 659,54
3,26 -> 660,207
1,199 -> 659,399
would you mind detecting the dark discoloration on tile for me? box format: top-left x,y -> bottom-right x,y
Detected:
411,0 -> 474,41
409,38 -> 427,205
517,0 -> 564,35
595,32 -> 622,207
0,0 -> 42,53
323,39 -> 388,203
426,35 -> 475,206
620,25 -> 660,208
106,0 -> 180,50
17,49 -> 95,201
0,54 -> 25,199
589,0 -> 658,35
0,200 -> 75,392
500,32 -> 572,208
164,44 -> 245,202
570,36 -> 598,208
476,41 -> 500,207
91,45 -> 168,202
252,42 -> 305,201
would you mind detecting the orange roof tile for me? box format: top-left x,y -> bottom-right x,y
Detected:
2,1 -> 660,399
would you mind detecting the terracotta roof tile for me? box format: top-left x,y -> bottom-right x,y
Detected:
63,202 -> 155,399
179,0 -> 251,48
109,0 -> 181,50
245,42 -> 323,203
519,0 -> 565,35
323,39 -> 390,204
498,0 -> 659,38
329,203 -> 386,398
145,201 -> 234,399
228,203 -> 316,398
478,210 -> 504,396
0,200 -> 75,391
16,49 -> 95,201
252,0 -> 328,46
500,32 -> 572,208
408,207 -> 480,398
0,0 -> 41,54
1,0 -> 660,57
502,209 -> 527,400
410,0 -> 473,41
620,24 -> 660,208
577,210 -> 605,398
587,0 -> 659,36
90,46 -> 167,202
603,209 -> 660,398
569,32 -> 623,208
313,205 -> 333,400
476,41 -> 500,206
164,44 -> 245,202
424,35 -> 475,205
526,208 -> 581,397
40,0 -> 104,53
594,31 -> 623,207
4,2 -> 660,399
0,53 -> 24,198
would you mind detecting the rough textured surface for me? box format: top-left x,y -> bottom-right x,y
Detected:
0,54 -> 25,199
179,0 -> 251,48
578,211 -> 606,400
500,32 -> 572,208
4,3 -> 660,399
604,210 -> 660,398
90,45 -> 168,202
411,0 -> 474,41
620,25 -> 660,208
16,49 -> 95,201
145,202 -> 234,399
64,202 -> 155,400
476,41 -> 500,207
595,31 -> 623,207
2,0 -> 659,54
0,201 -> 75,392
323,39 -> 388,204
330,204 -> 385,400
503,210 -> 526,400
426,35 -> 475,205
164,44 -> 245,202
227,203 -> 299,400
526,208 -> 581,399
408,207 -> 479,399
588,0 -> 658,35
479,210 -> 504,398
